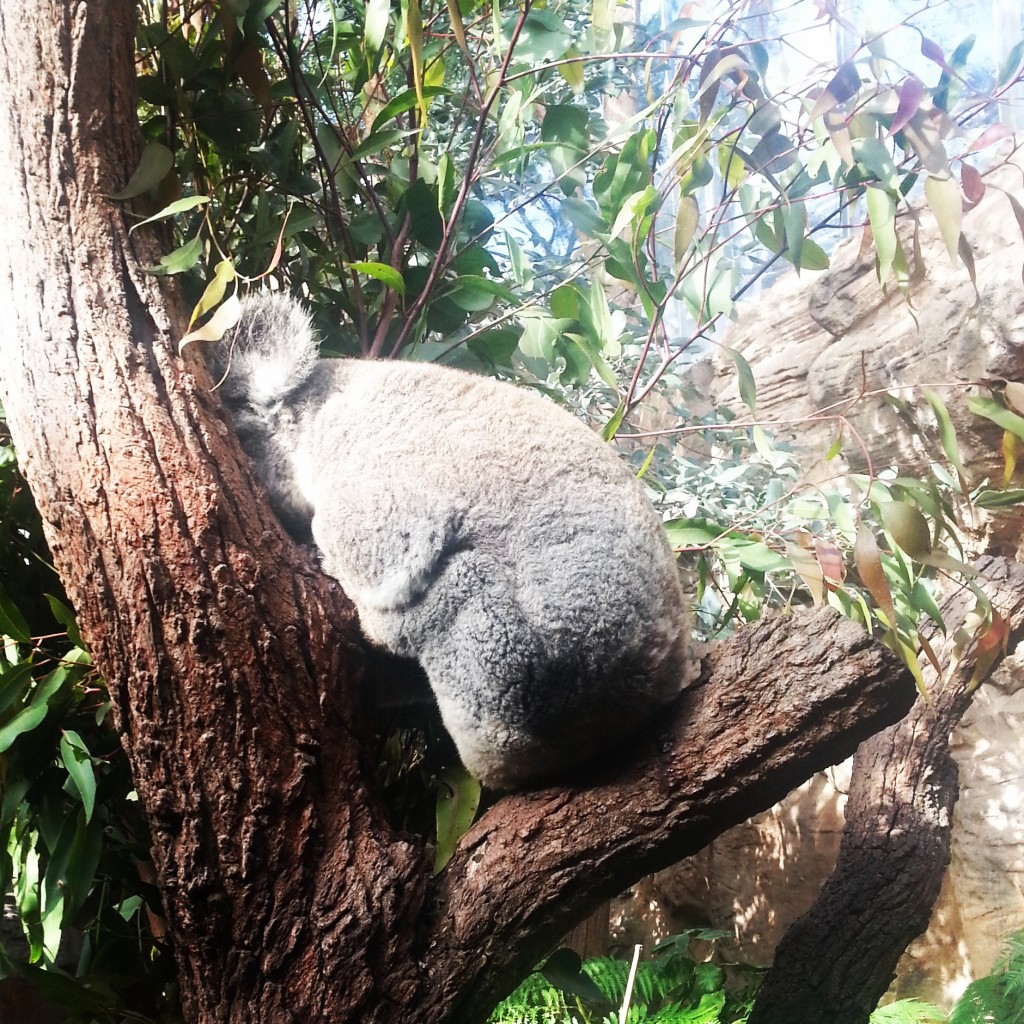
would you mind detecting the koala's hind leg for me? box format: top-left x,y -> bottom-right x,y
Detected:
413,549 -> 564,789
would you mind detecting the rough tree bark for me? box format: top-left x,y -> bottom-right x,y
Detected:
749,555 -> 1024,1024
0,3 -> 917,1023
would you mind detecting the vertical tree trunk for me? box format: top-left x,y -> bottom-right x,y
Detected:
0,2 -> 426,1019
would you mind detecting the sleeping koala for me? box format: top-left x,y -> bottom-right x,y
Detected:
208,293 -> 694,788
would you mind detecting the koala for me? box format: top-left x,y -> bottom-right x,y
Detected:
207,293 -> 694,788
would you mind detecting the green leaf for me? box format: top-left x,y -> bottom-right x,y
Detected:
540,104 -> 589,194
343,127 -> 408,165
561,197 -> 606,235
60,730 -> 97,823
406,0 -> 426,120
142,233 -> 204,276
600,402 -> 625,442
433,766 -> 480,874
999,39 -> 1024,87
925,174 -> 963,262
723,346 -> 756,412
370,86 -> 449,132
446,276 -> 509,312
608,185 -> 659,240
720,538 -> 790,573
345,260 -> 405,295
0,579 -> 31,643
662,517 -> 723,548
45,596 -> 84,649
0,701 -> 49,752
541,949 -> 609,1004
364,0 -> 390,56
923,389 -> 969,485
129,194 -> 210,233
506,8 -> 572,62
674,194 -> 699,270
866,186 -> 897,284
107,142 -> 174,200
504,231 -> 533,288
967,395 -> 1024,441
974,488 -> 1024,509
0,662 -> 34,717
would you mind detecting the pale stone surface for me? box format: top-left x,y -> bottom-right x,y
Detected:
618,154 -> 1024,1005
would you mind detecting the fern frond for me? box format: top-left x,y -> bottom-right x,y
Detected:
870,998 -> 946,1024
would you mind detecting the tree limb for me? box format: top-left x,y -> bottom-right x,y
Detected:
749,555 -> 1024,1024
431,607 -> 916,1023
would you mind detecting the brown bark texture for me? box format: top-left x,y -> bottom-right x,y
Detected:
749,554 -> 1024,1024
0,3 -> 916,1023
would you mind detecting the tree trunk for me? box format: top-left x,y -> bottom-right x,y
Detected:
0,3 -> 916,1023
749,555 -> 1024,1024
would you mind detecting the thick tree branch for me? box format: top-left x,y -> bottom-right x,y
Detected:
749,555 -> 1024,1024
431,608 -> 916,1023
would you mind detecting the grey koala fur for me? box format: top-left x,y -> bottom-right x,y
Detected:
208,293 -> 694,788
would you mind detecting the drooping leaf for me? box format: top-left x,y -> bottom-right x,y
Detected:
881,501 -> 932,559
541,949 -> 610,1005
854,522 -> 896,629
866,186 -> 897,284
433,766 -> 480,873
107,142 -> 174,200
890,77 -> 925,136
722,346 -> 756,412
1002,431 -> 1021,484
0,579 -> 32,643
786,542 -> 824,604
960,162 -> 985,204
600,402 -> 626,442
60,730 -> 97,823
364,0 -> 390,57
810,61 -> 861,119
406,0 -> 426,121
923,389 -> 969,488
925,174 -> 963,262
44,596 -> 84,649
179,293 -> 241,351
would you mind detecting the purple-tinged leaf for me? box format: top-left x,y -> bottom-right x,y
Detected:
967,123 -> 1014,153
961,162 -> 985,204
889,77 -> 924,136
809,61 -> 860,119
920,36 -> 952,73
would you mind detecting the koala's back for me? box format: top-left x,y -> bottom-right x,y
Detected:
285,358 -> 693,788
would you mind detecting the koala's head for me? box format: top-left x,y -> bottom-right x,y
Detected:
207,293 -> 320,417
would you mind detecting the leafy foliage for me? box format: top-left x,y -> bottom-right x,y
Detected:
0,425 -> 178,1021
128,0 -> 1024,681
949,928 -> 1024,1024
488,931 -> 758,1024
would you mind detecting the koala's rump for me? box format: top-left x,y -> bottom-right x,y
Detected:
295,358 -> 690,784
